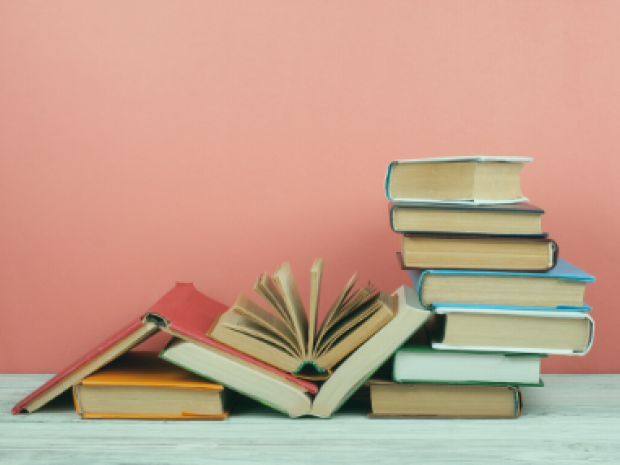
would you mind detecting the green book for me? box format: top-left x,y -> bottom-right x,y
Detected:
393,329 -> 545,387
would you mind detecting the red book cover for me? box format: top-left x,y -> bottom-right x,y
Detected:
12,283 -> 318,414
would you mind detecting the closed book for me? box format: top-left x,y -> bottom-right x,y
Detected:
394,343 -> 545,386
408,258 -> 595,311
73,352 -> 231,419
160,286 -> 433,418
389,202 -> 546,237
13,283 -> 317,415
367,380 -> 522,419
385,156 -> 531,204
398,235 -> 558,272
431,307 -> 594,355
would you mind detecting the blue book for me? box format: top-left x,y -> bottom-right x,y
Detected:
408,258 -> 595,311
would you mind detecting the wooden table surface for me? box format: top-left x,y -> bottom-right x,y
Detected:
1,374 -> 619,464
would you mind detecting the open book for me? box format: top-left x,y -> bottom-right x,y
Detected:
208,259 -> 395,379
161,286 -> 433,418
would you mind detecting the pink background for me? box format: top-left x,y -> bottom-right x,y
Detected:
1,1 -> 618,374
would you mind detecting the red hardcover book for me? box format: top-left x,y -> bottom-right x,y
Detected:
12,283 -> 318,414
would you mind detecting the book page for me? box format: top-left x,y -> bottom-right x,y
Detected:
254,272 -> 295,330
314,294 -> 383,357
228,294 -> 302,356
273,263 -> 308,359
323,284 -> 378,333
314,273 -> 357,350
215,312 -> 300,359
308,259 -> 324,355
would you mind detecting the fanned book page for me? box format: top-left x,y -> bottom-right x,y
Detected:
208,259 -> 395,379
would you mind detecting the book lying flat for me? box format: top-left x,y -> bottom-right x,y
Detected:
73,352 -> 232,420
389,202 -> 546,237
394,334 -> 545,386
385,156 -> 531,204
367,380 -> 522,418
431,307 -> 594,355
409,258 -> 595,311
160,286 -> 433,418
12,283 -> 317,415
208,260 -> 394,379
399,235 -> 558,271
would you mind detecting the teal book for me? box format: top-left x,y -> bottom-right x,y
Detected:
393,330 -> 545,387
160,286 -> 433,418
409,258 -> 595,311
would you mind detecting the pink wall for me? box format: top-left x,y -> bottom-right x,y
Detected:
1,1 -> 618,373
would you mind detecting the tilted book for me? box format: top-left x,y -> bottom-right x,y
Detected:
12,283 -> 317,415
160,285 -> 433,418
207,259 -> 395,379
385,156 -> 531,205
408,258 -> 595,311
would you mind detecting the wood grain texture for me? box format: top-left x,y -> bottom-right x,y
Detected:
1,375 -> 620,464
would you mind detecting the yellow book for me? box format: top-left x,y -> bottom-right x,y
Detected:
72,352 -> 231,419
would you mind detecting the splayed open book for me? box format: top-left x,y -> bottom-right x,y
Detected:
208,259 -> 395,379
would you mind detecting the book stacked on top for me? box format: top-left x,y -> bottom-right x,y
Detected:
368,156 -> 596,418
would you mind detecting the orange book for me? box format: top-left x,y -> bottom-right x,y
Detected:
72,352 -> 232,420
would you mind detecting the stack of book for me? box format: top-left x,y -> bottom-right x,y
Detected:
11,155 -> 594,421
367,156 -> 595,418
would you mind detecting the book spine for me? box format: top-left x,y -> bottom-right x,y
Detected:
384,161 -> 398,201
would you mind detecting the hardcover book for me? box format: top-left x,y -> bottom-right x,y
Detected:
73,352 -> 232,419
398,235 -> 558,271
12,283 -> 317,415
408,258 -> 595,311
367,380 -> 522,419
385,156 -> 531,204
430,307 -> 594,355
393,331 -> 545,386
160,285 -> 433,418
388,202 -> 546,237
208,259 -> 395,379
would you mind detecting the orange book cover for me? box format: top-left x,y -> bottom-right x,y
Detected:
73,352 -> 230,420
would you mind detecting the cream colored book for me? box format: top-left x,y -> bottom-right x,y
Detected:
431,308 -> 595,355
208,259 -> 395,379
385,156 -> 531,204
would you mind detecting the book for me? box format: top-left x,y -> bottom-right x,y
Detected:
384,156 -> 531,204
430,307 -> 594,355
408,258 -> 595,311
12,283 -> 317,415
366,380 -> 522,418
393,331 -> 545,386
160,285 -> 433,418
208,259 -> 395,378
72,352 -> 232,419
389,202 -> 546,237
399,235 -> 558,271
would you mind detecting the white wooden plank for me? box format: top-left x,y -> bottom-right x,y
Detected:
1,375 -> 619,464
